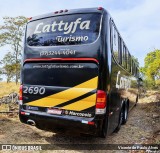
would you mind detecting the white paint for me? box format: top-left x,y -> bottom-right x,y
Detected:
71,18 -> 82,33
63,22 -> 74,34
116,71 -> 131,90
33,18 -> 91,35
34,22 -> 43,34
56,35 -> 88,43
80,20 -> 90,30
42,24 -> 50,33
51,21 -> 58,32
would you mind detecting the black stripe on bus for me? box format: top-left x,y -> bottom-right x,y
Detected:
82,106 -> 96,112
55,89 -> 97,108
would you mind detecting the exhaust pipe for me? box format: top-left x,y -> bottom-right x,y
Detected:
27,119 -> 36,126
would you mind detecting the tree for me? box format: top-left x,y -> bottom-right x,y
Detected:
0,16 -> 28,83
143,50 -> 160,80
140,49 -> 160,89
1,52 -> 17,83
0,68 -> 2,81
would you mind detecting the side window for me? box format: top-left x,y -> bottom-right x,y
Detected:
131,59 -> 133,73
121,40 -> 124,66
112,25 -> 119,62
126,50 -> 131,72
135,66 -> 139,77
132,61 -> 136,76
136,67 -> 139,77
118,36 -> 122,65
128,53 -> 131,72
110,21 -> 139,72
135,66 -> 137,77
122,45 -> 127,68
126,49 -> 128,70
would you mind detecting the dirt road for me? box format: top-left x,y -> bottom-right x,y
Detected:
0,91 -> 159,152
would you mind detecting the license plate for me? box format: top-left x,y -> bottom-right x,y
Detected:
47,108 -> 62,115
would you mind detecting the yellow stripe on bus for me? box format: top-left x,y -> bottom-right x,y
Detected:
62,94 -> 96,111
26,76 -> 98,107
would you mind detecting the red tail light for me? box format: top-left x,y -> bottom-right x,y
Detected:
20,111 -> 25,115
96,90 -> 106,108
88,121 -> 95,125
96,90 -> 106,114
19,85 -> 23,100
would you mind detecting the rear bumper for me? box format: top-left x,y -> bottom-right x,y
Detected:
19,108 -> 105,136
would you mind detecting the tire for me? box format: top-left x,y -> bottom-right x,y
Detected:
100,118 -> 108,138
135,95 -> 138,106
122,101 -> 129,125
114,107 -> 123,133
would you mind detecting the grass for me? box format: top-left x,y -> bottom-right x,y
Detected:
0,82 -> 20,98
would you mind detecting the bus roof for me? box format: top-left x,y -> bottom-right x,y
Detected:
28,7 -> 109,22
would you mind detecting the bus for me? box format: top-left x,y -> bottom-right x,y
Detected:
19,7 -> 139,138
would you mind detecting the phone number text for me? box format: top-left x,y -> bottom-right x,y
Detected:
40,50 -> 76,56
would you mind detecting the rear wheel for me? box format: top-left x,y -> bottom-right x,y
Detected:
100,116 -> 108,138
122,101 -> 129,125
114,107 -> 123,133
135,95 -> 138,106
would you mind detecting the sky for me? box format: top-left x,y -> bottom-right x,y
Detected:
0,0 -> 160,66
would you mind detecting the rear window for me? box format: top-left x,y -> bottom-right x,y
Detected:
26,13 -> 101,46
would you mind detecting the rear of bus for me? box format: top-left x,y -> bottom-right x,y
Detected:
19,8 -> 107,136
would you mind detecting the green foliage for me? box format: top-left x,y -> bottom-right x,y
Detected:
0,68 -> 2,81
1,52 -> 19,82
144,50 -> 160,80
0,16 -> 28,47
140,49 -> 160,89
0,16 -> 27,83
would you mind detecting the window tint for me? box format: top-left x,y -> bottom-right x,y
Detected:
126,50 -> 131,72
132,60 -> 136,75
128,53 -> 131,72
112,25 -> 119,62
26,13 -> 101,46
136,67 -> 139,77
118,36 -> 122,64
122,45 -> 127,68
110,21 -> 139,73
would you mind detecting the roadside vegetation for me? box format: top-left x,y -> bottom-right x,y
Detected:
140,49 -> 160,90
0,82 -> 19,98
0,16 -> 27,83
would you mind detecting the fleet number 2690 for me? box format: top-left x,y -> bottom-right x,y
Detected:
23,86 -> 46,95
